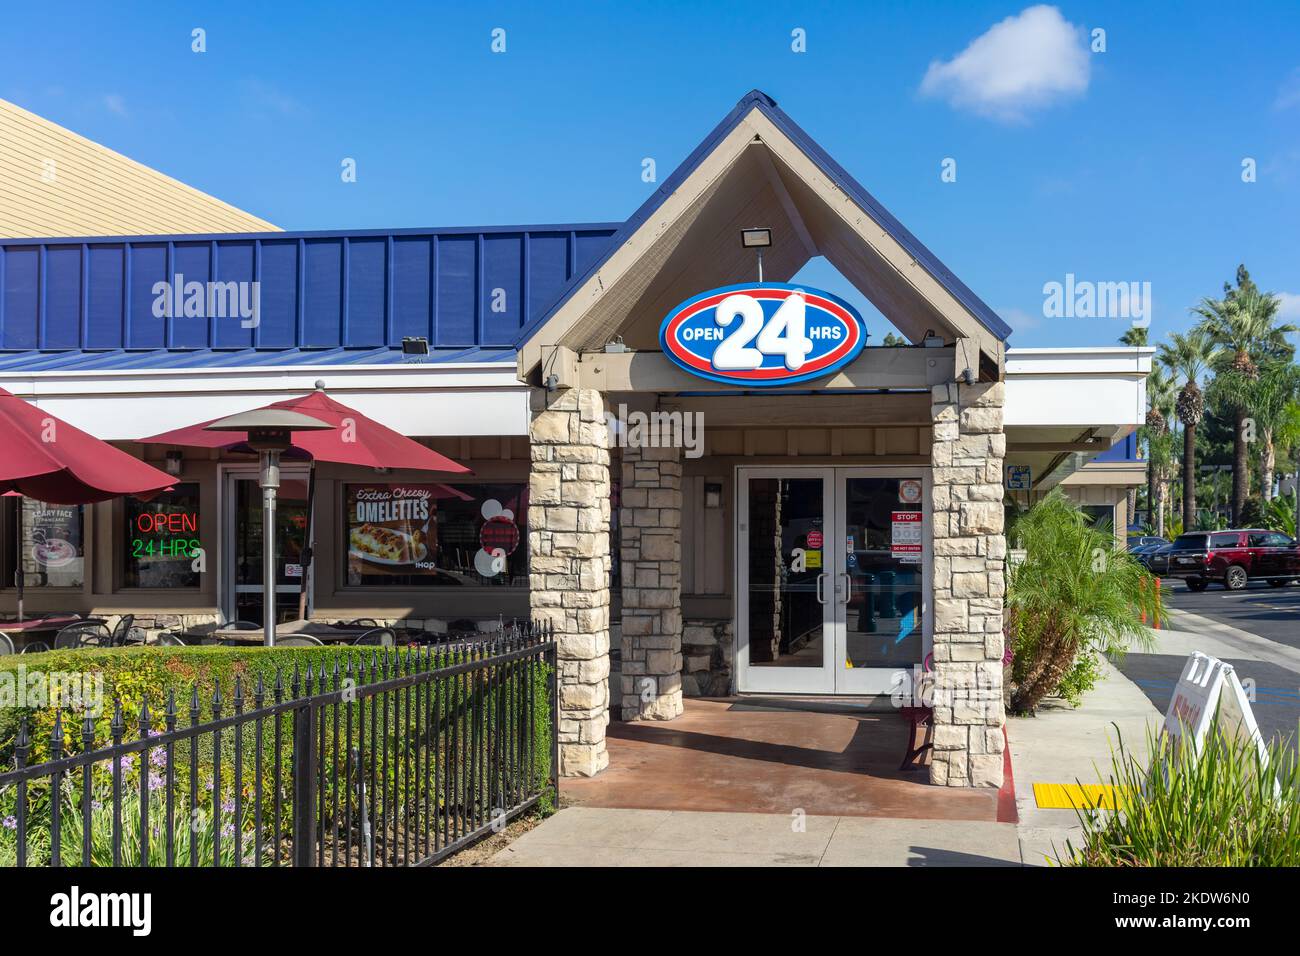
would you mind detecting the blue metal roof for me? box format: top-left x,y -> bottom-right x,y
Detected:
0,224 -> 618,367
0,345 -> 517,373
513,89 -> 1013,349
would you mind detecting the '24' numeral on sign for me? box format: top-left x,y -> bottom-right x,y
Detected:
712,292 -> 814,371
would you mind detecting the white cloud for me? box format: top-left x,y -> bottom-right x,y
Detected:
1277,291 -> 1300,322
1276,68 -> 1300,110
102,93 -> 128,117
920,5 -> 1090,122
999,306 -> 1040,331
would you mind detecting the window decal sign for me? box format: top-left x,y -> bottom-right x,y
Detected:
659,283 -> 867,386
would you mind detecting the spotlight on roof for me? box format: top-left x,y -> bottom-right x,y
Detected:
740,227 -> 772,249
402,336 -> 430,356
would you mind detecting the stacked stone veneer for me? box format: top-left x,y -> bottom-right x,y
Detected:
681,619 -> 734,697
619,443 -> 684,720
929,381 -> 1007,788
527,388 -> 612,777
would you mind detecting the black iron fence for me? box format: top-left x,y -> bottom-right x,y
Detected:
0,621 -> 557,867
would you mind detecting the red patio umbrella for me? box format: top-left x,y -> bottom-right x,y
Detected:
138,382 -> 471,618
0,387 -> 175,620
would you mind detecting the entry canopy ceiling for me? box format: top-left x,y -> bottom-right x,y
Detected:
516,90 -> 1012,378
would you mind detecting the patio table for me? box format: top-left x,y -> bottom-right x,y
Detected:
205,619 -> 366,646
0,614 -> 86,650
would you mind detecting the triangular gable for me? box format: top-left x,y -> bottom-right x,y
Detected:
516,90 -> 1010,379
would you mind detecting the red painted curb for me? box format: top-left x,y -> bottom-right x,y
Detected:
996,725 -> 1019,824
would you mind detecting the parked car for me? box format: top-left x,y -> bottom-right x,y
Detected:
1162,529 -> 1300,591
1136,543 -> 1174,575
1127,535 -> 1169,551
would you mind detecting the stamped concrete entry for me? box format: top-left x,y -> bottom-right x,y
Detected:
558,699 -> 1003,821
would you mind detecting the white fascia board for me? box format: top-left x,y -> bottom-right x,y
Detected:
1005,346 -> 1149,429
1,363 -> 529,440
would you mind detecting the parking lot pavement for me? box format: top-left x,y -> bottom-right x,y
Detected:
1113,580 -> 1300,755
1158,577 -> 1300,650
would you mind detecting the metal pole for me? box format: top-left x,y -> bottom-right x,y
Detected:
262,450 -> 280,647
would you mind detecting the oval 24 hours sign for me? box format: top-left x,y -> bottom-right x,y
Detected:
659,283 -> 867,387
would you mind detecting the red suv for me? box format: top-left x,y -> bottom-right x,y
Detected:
1164,529 -> 1300,591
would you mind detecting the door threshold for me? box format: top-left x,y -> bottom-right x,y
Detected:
726,693 -> 898,714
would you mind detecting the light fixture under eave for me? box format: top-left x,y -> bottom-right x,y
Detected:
164,450 -> 183,477
741,227 -> 773,283
402,336 -> 430,355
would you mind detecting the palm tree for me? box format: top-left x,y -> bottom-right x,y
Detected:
1157,329 -> 1219,529
1141,366 -> 1176,534
1192,266 -> 1297,524
1007,490 -> 1159,714
1119,325 -> 1150,348
1243,361 -> 1300,500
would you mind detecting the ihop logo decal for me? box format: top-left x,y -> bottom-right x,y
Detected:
659,283 -> 867,386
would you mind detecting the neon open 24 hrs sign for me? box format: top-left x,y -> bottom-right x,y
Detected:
659,283 -> 867,386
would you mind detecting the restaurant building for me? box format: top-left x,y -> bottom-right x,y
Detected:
0,91 -> 1150,787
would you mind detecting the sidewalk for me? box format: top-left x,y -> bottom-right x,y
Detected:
1008,650 -> 1163,866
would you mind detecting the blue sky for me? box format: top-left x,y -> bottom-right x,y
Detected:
2,1 -> 1297,348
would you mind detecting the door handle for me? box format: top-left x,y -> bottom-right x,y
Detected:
840,572 -> 853,604
815,573 -> 828,605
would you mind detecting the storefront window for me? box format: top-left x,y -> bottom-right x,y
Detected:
123,484 -> 202,588
7,498 -> 86,589
344,482 -> 527,587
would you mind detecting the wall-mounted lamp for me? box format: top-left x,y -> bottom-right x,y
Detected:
164,450 -> 184,477
704,481 -> 723,509
740,227 -> 772,282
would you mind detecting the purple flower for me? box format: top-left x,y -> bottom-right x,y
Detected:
2,816 -> 16,830
114,755 -> 135,773
221,823 -> 235,837
221,799 -> 235,814
91,800 -> 102,811
149,747 -> 167,768
148,772 -> 164,791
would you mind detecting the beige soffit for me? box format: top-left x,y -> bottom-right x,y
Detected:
518,103 -> 1004,377
0,97 -> 278,238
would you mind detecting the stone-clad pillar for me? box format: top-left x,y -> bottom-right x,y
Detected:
619,443 -> 684,720
528,388 -> 612,777
928,381 -> 1007,787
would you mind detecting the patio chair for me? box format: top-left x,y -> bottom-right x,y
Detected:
899,652 -> 936,771
20,641 -> 50,654
341,618 -> 379,628
0,633 -> 13,656
53,620 -> 111,649
156,632 -> 187,646
110,614 -> 144,647
276,634 -> 325,647
353,627 -> 395,647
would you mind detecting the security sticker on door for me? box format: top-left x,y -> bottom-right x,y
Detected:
891,511 -> 922,564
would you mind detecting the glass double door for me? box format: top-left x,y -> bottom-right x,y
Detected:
224,473 -> 311,628
736,467 -> 928,695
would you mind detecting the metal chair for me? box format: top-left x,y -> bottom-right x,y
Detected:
21,641 -> 50,654
225,620 -> 262,630
110,614 -> 143,647
156,632 -> 187,646
53,620 -> 111,649
276,634 -> 325,647
0,633 -> 13,656
353,627 -> 396,647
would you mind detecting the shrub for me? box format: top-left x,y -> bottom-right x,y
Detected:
1007,490 -> 1160,714
1063,725 -> 1300,867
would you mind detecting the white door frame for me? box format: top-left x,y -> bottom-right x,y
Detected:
734,464 -> 932,696
734,467 -> 836,694
831,466 -> 933,695
219,464 -> 312,623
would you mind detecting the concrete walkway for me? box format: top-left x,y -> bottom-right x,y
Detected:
489,806 -> 1021,866
493,632 -> 1182,867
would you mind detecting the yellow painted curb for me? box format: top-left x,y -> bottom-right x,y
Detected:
1033,782 -> 1127,810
